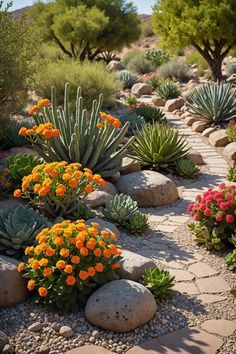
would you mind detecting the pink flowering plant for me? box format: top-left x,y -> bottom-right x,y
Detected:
188,183 -> 236,251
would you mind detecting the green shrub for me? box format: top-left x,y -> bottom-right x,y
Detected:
117,70 -> 139,89
175,158 -> 198,179
0,205 -> 47,258
141,20 -> 154,38
156,81 -> 180,99
36,61 -> 119,108
227,167 -> 236,182
158,60 -> 190,82
226,62 -> 236,76
186,83 -> 236,125
127,54 -> 154,75
144,50 -> 169,67
125,95 -> 137,106
121,49 -> 144,67
4,118 -> 35,149
176,48 -> 185,56
225,250 -> 236,271
226,121 -> 236,142
131,123 -> 189,169
119,114 -> 144,133
186,51 -> 208,71
134,104 -> 166,123
143,267 -> 175,299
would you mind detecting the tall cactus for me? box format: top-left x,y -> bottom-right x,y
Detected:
34,83 -> 134,177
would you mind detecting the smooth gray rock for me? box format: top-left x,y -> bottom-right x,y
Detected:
165,98 -> 184,112
86,181 -> 118,208
209,129 -> 229,147
121,157 -> 141,175
223,142 -> 236,161
131,83 -> 153,96
107,60 -> 124,71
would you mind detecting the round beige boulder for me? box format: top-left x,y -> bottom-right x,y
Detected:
116,170 -> 178,207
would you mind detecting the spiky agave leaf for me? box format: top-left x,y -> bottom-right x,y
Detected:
143,267 -> 175,299
103,194 -> 138,223
123,211 -> 149,234
156,81 -> 180,100
175,158 -> 199,178
117,70 -> 139,89
134,105 -> 166,123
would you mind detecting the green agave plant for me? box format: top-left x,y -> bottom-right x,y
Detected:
175,158 -> 199,179
156,81 -> 180,100
131,123 -> 189,169
124,211 -> 149,234
34,83 -> 134,177
186,83 -> 236,124
224,250 -> 236,271
134,105 -> 166,123
117,70 -> 139,89
119,114 -> 144,133
0,205 -> 48,258
6,119 -> 34,148
103,194 -> 138,223
143,267 -> 175,299
7,153 -> 44,185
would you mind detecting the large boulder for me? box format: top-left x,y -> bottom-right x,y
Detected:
116,170 -> 178,207
152,97 -> 165,107
85,279 -> 157,332
0,255 -> 28,308
209,130 -> 229,147
186,149 -> 205,165
86,218 -> 120,239
223,142 -> 236,161
107,60 -> 124,71
164,98 -> 185,112
131,83 -> 153,96
118,250 -> 156,281
86,181 -> 117,208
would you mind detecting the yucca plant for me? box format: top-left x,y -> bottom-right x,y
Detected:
124,211 -> 149,234
33,83 -> 134,177
0,205 -> 48,258
134,105 -> 166,123
119,114 -> 144,133
7,153 -> 44,185
143,267 -> 175,299
186,83 -> 236,125
117,70 -> 139,89
156,81 -> 181,100
103,194 -> 138,223
175,158 -> 199,179
131,123 -> 189,169
227,167 -> 236,182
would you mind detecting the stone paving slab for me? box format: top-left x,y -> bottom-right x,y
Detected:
197,294 -> 228,304
167,269 -> 195,282
195,276 -> 230,293
126,339 -> 176,354
188,262 -> 219,278
66,345 -> 112,354
201,319 -> 236,337
173,282 -> 200,295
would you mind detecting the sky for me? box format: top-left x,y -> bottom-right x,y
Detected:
4,0 -> 156,14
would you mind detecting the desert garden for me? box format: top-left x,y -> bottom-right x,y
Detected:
0,0 -> 236,353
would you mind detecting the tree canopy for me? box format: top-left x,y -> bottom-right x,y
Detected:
152,0 -> 236,80
29,0 -> 141,61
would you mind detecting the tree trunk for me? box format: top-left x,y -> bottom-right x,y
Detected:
210,57 -> 224,81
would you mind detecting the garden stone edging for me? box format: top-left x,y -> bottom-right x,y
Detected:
85,279 -> 157,332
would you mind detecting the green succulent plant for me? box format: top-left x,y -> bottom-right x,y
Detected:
125,95 -> 137,106
34,83 -> 133,177
143,267 -> 175,299
188,223 -> 224,251
226,122 -> 236,142
131,123 -> 189,170
7,153 -> 44,185
119,114 -> 144,133
134,105 -> 166,123
175,158 -> 199,179
103,194 -> 138,223
156,81 -> 181,100
73,202 -> 95,221
227,167 -> 236,182
147,76 -> 161,90
117,70 -> 139,89
186,83 -> 236,124
124,211 -> 149,234
224,250 -> 236,271
6,119 -> 35,148
0,205 -> 48,258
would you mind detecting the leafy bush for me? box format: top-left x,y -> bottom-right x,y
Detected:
158,60 -> 190,82
175,158 -> 199,179
186,83 -> 236,125
4,118 -> 35,149
143,267 -> 175,299
134,104 -> 166,123
141,20 -> 154,38
125,95 -> 137,106
226,121 -> 236,142
18,220 -> 122,312
176,48 -> 185,57
36,61 -> 119,108
0,205 -> 47,258
186,51 -> 208,71
103,194 -> 148,234
7,154 -> 44,186
121,49 -> 144,67
14,162 -> 105,219
225,250 -> 236,271
117,70 -> 139,89
156,81 -> 180,100
24,84 -> 133,177
119,114 -> 144,133
127,54 -> 154,75
131,123 -> 189,169
188,183 -> 236,251
227,167 -> 236,182
144,50 -> 169,67
226,62 -> 236,76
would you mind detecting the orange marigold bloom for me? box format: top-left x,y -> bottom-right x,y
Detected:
91,222 -> 100,228
76,223 -> 87,231
39,258 -> 48,267
19,127 -> 27,135
14,189 -> 22,198
43,267 -> 52,277
62,173 -> 70,181
52,129 -> 60,136
86,239 -> 96,250
54,237 -> 64,246
98,178 -> 106,187
93,248 -> 102,257
74,171 -> 83,179
111,262 -> 121,270
34,245 -> 43,255
71,255 -> 80,264
56,260 -> 66,269
56,184 -> 66,197
42,178 -> 52,186
110,233 -> 117,242
108,244 -> 118,254
99,240 -> 106,248
18,262 -> 25,272
103,249 -> 111,258
34,184 -> 41,192
66,275 -> 76,286
80,247 -> 88,256
38,287 -> 48,297
49,169 -> 58,178
85,185 -> 93,194
97,122 -> 103,129
88,266 -> 96,277
101,230 -> 110,239
27,279 -> 35,291
69,237 -> 76,245
26,129 -> 34,135
38,98 -> 50,107
64,264 -> 73,274
25,246 -> 34,255
79,270 -> 88,280
68,179 -> 78,188
43,129 -> 53,139
95,263 -> 104,272
38,187 -> 49,197
32,260 -> 40,270
46,247 -> 55,257
60,248 -> 70,257
76,240 -> 84,249
88,227 -> 98,236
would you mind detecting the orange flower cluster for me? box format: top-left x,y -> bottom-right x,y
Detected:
14,162 -> 105,218
18,220 -> 122,309
19,123 -> 60,140
98,112 -> 122,129
28,98 -> 51,116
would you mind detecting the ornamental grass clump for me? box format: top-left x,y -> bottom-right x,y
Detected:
188,183 -> 236,256
14,162 -> 105,219
18,220 -> 122,312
